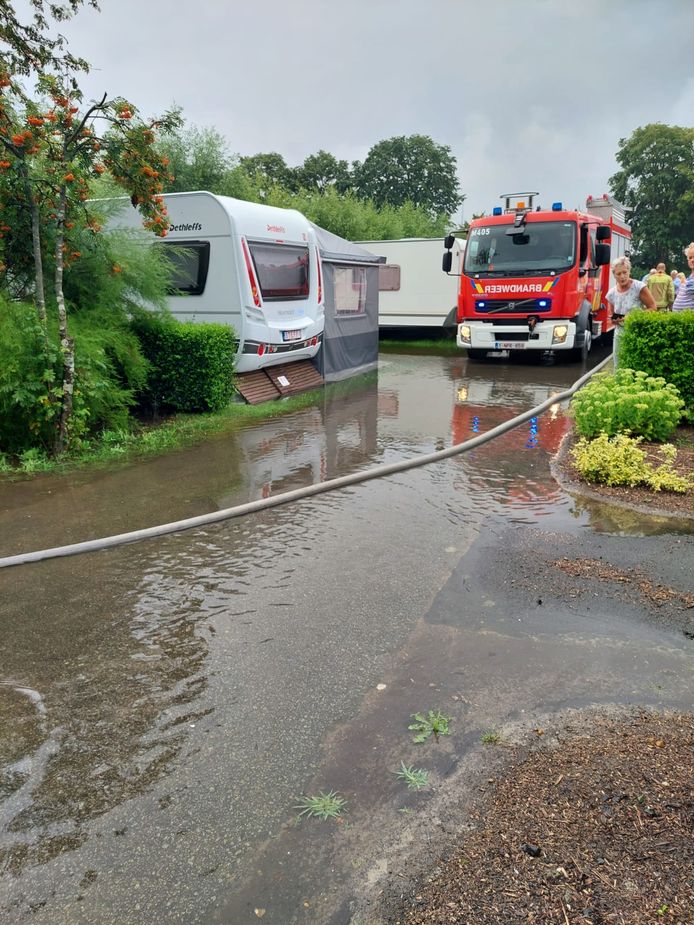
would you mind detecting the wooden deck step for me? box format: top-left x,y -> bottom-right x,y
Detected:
265,360 -> 324,397
234,370 -> 282,405
234,361 -> 324,404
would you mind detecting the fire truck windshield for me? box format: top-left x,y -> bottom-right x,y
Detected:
464,221 -> 577,276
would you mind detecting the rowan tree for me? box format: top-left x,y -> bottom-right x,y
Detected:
0,0 -> 98,74
0,70 -> 181,452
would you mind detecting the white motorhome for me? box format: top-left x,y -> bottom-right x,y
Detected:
355,237 -> 465,329
109,192 -> 324,373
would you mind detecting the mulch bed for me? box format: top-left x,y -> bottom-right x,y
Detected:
552,426 -> 694,520
391,711 -> 694,924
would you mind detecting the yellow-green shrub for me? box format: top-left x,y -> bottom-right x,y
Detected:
571,433 -> 691,493
570,368 -> 684,441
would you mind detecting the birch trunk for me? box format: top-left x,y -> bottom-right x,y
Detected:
54,184 -> 74,455
18,160 -> 47,328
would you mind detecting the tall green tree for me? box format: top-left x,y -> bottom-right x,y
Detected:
154,120 -> 258,200
354,134 -> 462,218
609,123 -> 694,269
239,151 -> 298,195
158,121 -> 230,192
297,149 -> 352,194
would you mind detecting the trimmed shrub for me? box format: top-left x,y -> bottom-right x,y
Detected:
570,368 -> 684,441
571,433 -> 691,493
132,311 -> 236,413
619,311 -> 694,417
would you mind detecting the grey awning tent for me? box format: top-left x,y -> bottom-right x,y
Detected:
311,224 -> 384,383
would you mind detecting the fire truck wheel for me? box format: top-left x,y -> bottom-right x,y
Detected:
567,325 -> 592,362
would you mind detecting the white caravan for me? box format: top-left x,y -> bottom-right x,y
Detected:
110,192 -> 324,373
355,237 -> 465,329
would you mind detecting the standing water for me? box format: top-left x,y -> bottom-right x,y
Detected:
1,346 -> 690,924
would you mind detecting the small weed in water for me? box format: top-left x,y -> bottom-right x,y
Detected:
481,730 -> 502,745
296,790 -> 347,821
395,762 -> 429,790
409,710 -> 452,744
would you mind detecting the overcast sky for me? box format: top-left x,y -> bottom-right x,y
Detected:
22,0 -> 694,220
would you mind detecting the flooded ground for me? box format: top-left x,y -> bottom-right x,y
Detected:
0,345 -> 691,924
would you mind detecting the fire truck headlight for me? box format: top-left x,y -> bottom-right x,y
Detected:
459,324 -> 472,344
552,325 -> 569,344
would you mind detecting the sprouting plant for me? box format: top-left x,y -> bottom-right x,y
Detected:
408,710 -> 452,744
481,730 -> 502,745
395,762 -> 430,790
295,790 -> 347,821
656,904 -> 669,916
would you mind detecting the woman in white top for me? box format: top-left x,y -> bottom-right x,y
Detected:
606,256 -> 656,367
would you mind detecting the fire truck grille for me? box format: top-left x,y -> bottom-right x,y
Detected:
488,330 -> 530,339
474,299 -> 552,315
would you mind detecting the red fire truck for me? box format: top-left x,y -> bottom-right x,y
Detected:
442,192 -> 632,361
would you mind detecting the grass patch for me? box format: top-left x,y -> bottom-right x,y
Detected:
481,730 -> 502,745
409,710 -> 452,744
0,369 -> 381,481
380,337 -> 459,354
395,762 -> 430,790
296,790 -> 347,821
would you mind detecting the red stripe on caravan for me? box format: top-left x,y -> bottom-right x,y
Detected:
315,245 -> 323,304
241,237 -> 262,308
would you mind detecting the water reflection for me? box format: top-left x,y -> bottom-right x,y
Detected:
222,375 -> 380,504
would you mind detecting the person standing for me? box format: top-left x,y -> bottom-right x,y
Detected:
646,262 -> 675,310
607,256 -> 657,367
672,243 -> 694,312
671,269 -> 680,295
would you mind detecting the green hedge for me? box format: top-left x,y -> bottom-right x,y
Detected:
133,312 -> 236,413
619,311 -> 694,416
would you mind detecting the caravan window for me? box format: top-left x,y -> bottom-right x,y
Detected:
159,240 -> 210,295
378,264 -> 401,291
248,242 -> 310,300
334,265 -> 367,316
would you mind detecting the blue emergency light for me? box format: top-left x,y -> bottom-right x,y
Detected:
538,300 -> 548,307
552,202 -> 563,211
492,207 -> 502,215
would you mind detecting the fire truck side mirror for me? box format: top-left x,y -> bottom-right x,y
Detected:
595,243 -> 611,266
442,251 -> 453,273
596,225 -> 611,242
443,234 -> 456,250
